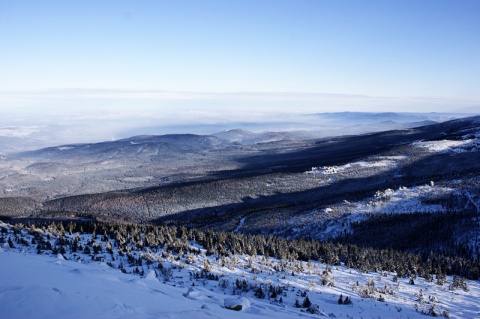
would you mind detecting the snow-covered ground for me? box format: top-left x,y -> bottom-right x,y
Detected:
286,184 -> 454,239
306,156 -> 405,176
412,127 -> 480,154
413,139 -> 479,153
1,222 -> 479,319
350,185 -> 452,215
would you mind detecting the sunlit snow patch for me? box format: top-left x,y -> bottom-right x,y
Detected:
306,156 -> 404,175
355,184 -> 453,215
413,138 -> 479,153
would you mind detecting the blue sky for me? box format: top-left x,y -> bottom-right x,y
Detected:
1,0 -> 479,116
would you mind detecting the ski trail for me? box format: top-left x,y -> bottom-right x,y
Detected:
234,217 -> 247,233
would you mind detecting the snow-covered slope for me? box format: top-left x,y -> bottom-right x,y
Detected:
1,222 -> 479,319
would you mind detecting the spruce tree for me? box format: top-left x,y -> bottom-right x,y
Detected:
255,287 -> 265,299
302,296 -> 312,308
344,296 -> 352,305
294,299 -> 301,308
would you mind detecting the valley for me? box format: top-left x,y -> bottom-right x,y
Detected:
0,116 -> 479,245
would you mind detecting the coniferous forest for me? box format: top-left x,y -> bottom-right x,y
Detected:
2,219 -> 478,280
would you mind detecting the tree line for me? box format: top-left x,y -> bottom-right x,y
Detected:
3,219 -> 478,280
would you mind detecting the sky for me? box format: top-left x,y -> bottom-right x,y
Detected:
0,0 -> 479,122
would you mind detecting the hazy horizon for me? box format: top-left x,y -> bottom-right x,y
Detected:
1,1 -> 479,149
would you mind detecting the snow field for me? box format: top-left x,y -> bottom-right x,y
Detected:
1,221 -> 479,318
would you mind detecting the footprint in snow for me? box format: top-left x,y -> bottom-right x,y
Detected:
52,287 -> 61,294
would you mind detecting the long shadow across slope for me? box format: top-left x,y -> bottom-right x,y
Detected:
154,148 -> 480,232
40,116 -> 480,225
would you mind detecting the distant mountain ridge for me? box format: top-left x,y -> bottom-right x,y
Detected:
213,129 -> 319,144
315,111 -> 451,123
0,111 -> 467,154
15,134 -> 229,161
